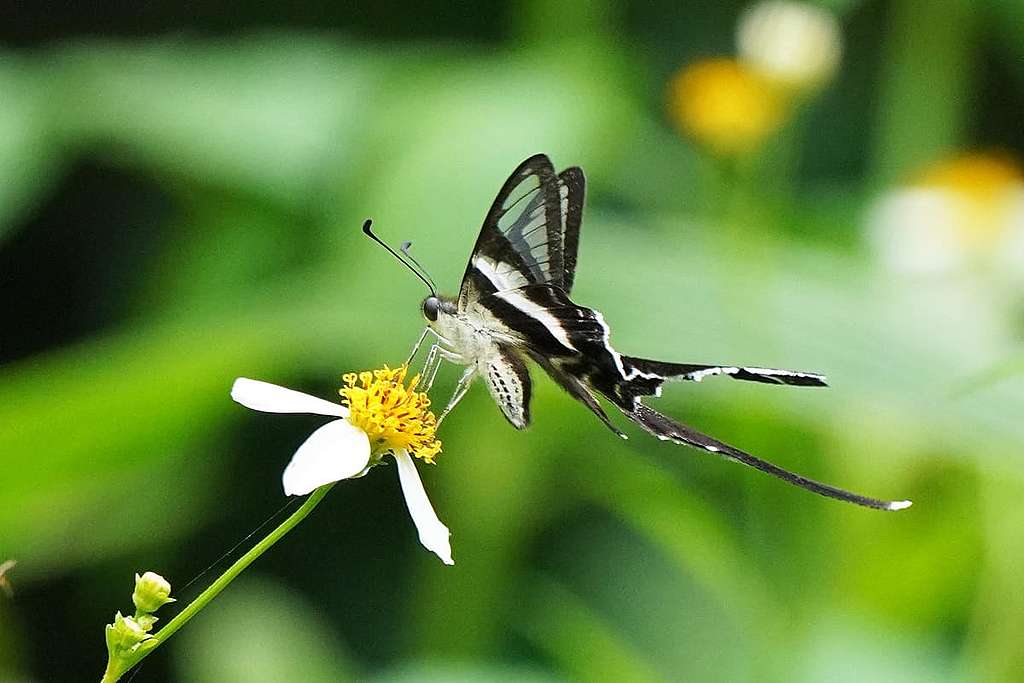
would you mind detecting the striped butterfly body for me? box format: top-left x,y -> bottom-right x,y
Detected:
402,154 -> 909,511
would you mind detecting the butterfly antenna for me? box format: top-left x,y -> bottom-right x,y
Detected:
399,241 -> 438,293
362,219 -> 436,295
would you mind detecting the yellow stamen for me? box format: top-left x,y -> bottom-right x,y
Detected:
340,365 -> 442,463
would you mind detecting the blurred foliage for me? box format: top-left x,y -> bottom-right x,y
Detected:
1,0 -> 1023,681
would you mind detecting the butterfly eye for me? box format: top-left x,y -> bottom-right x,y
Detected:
422,296 -> 441,322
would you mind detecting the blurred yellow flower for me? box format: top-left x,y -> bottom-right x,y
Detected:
737,0 -> 842,92
918,155 -> 1024,230
868,153 -> 1024,277
667,58 -> 786,156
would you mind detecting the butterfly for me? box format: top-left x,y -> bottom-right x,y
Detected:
363,154 -> 910,511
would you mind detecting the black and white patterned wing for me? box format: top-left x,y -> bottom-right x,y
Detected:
474,283 -> 827,419
483,345 -> 532,429
557,166 -> 584,293
626,403 -> 910,510
458,155 -> 585,310
473,284 -> 906,510
622,358 -> 827,387
471,283 -> 647,428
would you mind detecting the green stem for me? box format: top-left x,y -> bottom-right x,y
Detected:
102,483 -> 335,682
870,0 -> 976,187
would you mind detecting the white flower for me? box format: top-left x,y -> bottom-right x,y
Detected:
231,376 -> 453,565
867,154 -> 1024,280
737,1 -> 842,91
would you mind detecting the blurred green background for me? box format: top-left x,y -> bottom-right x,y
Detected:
2,0 -> 1024,680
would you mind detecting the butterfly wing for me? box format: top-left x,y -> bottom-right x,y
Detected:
447,158 -> 906,510
622,357 -> 827,387
458,155 -> 585,310
557,166 -> 585,293
482,344 -> 533,429
475,283 -> 906,509
627,403 -> 909,510
471,283 -> 640,436
526,348 -> 626,438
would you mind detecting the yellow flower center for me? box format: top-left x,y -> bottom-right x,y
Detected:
913,153 -> 1024,246
340,365 -> 441,463
916,153 -> 1023,201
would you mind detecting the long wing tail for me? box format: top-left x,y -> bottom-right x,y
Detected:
624,356 -> 827,387
624,402 -> 911,511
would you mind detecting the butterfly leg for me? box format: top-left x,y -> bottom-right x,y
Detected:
405,326 -> 433,367
436,366 -> 477,427
419,343 -> 443,392
419,342 -> 463,393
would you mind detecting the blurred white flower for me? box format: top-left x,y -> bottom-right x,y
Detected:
868,154 -> 1024,280
737,0 -> 842,92
231,369 -> 453,565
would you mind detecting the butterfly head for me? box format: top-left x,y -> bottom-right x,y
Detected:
422,295 -> 441,321
421,294 -> 457,323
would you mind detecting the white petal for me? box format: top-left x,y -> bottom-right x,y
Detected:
393,450 -> 453,565
232,378 -> 348,417
282,419 -> 370,496
867,189 -> 962,275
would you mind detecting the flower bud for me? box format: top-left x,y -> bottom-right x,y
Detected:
135,614 -> 159,632
132,572 -> 174,614
106,612 -> 150,653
